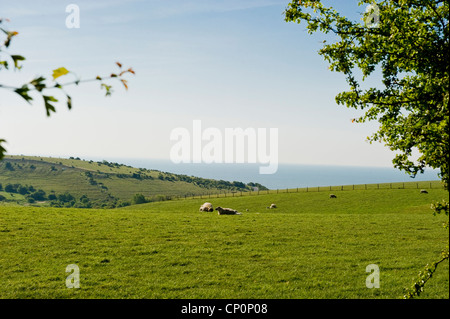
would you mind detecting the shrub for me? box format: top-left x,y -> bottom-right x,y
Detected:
18,185 -> 29,195
30,190 -> 46,201
132,194 -> 147,205
4,184 -> 17,193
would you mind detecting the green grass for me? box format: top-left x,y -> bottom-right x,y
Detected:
0,187 -> 448,299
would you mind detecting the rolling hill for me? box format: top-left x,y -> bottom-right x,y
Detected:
0,155 -> 267,208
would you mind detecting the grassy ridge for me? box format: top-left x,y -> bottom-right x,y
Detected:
0,187 -> 448,299
0,155 -> 266,207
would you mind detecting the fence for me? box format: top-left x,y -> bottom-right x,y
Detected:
167,180 -> 445,202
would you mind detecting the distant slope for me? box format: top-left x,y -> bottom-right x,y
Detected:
0,155 -> 267,208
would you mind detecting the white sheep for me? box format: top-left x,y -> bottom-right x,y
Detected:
199,202 -> 214,212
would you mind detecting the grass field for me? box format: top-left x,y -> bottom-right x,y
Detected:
0,185 -> 448,299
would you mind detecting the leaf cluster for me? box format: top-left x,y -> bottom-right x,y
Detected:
285,0 -> 449,188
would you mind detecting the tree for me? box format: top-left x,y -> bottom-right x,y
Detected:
4,183 -> 17,193
30,189 -> 46,201
0,18 -> 134,160
57,192 -> 75,203
132,193 -> 147,205
284,0 -> 448,297
17,185 -> 29,195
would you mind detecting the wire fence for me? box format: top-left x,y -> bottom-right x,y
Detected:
168,180 -> 445,202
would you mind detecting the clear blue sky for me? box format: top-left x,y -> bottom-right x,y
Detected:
0,0 -> 400,167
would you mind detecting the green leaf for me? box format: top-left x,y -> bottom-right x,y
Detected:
43,95 -> 58,116
0,60 -> 9,70
66,94 -> 72,110
30,76 -> 46,92
14,85 -> 33,103
101,83 -> 113,97
0,139 -> 7,160
10,55 -> 25,69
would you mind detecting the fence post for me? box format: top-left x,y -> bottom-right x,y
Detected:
306,186 -> 308,192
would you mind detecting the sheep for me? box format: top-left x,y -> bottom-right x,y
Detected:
199,202 -> 214,212
269,203 -> 277,209
329,194 -> 337,198
420,189 -> 428,194
216,206 -> 242,215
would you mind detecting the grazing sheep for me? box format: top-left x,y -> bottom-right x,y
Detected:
199,202 -> 214,212
269,203 -> 277,209
216,206 -> 242,215
420,189 -> 428,194
329,194 -> 337,198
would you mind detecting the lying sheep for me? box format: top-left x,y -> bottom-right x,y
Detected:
266,203 -> 277,209
329,194 -> 337,198
420,189 -> 428,194
199,202 -> 214,212
216,206 -> 242,215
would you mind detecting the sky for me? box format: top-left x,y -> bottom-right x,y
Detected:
0,0 -> 403,168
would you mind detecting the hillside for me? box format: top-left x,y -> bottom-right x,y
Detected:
0,155 -> 267,208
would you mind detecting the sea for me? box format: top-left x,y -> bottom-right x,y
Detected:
87,157 -> 441,190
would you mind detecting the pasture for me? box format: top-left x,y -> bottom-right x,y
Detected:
0,186 -> 448,299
